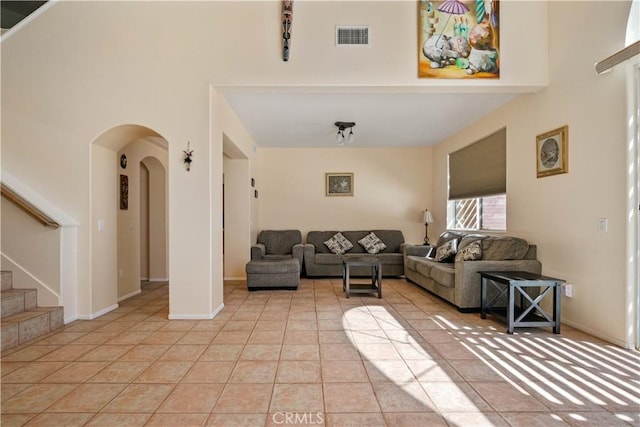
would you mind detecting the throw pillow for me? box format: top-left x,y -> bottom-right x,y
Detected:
358,232 -> 387,254
435,239 -> 458,262
324,232 -> 354,255
455,240 -> 482,261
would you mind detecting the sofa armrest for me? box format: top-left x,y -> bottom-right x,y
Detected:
404,244 -> 433,257
292,243 -> 305,268
454,259 -> 543,309
251,243 -> 266,260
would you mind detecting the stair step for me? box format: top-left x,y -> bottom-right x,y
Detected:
1,306 -> 64,352
2,270 -> 13,291
1,288 -> 38,318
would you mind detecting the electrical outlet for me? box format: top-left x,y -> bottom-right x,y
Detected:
563,283 -> 573,297
597,218 -> 608,232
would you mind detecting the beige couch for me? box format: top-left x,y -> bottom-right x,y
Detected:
404,231 -> 542,310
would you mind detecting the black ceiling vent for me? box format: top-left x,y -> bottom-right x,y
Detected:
336,26 -> 369,46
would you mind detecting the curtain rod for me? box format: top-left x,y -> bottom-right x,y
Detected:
595,40 -> 640,74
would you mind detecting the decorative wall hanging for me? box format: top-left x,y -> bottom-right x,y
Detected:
326,173 -> 354,197
536,125 -> 568,178
282,0 -> 293,61
120,154 -> 127,169
418,0 -> 500,79
251,178 -> 255,187
120,175 -> 129,210
183,141 -> 193,171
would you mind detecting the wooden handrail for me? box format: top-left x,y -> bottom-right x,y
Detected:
1,183 -> 60,229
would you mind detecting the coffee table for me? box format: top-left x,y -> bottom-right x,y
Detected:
342,256 -> 382,299
480,271 -> 564,334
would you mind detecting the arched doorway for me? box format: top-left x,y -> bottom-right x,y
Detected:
90,125 -> 169,317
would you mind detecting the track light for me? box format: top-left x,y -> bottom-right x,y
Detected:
335,121 -> 355,145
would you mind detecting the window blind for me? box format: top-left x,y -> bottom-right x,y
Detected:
448,127 -> 506,200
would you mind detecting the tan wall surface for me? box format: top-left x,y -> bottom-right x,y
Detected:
258,147 -> 432,244
431,1 -> 631,345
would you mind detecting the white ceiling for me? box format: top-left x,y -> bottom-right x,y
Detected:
220,90 -> 518,148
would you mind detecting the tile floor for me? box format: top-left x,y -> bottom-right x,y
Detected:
1,278 -> 639,426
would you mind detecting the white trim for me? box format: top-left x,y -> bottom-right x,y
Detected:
1,252 -> 60,299
0,0 -> 57,42
148,277 -> 169,282
224,276 -> 246,281
168,302 -> 224,320
140,276 -> 149,281
561,319 -> 631,350
118,289 -> 141,302
77,303 -> 118,320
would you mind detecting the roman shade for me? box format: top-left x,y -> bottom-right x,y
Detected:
448,127 -> 506,200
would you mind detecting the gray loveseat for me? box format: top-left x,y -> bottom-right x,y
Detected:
404,231 -> 542,310
303,230 -> 406,277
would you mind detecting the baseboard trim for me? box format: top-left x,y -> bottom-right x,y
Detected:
224,276 -> 245,281
168,302 -> 225,320
77,303 -> 118,320
149,277 -> 169,282
118,289 -> 141,302
562,318 -> 631,349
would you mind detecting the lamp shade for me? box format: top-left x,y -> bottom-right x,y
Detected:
422,210 -> 434,224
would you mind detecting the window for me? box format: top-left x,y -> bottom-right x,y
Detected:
447,194 -> 506,231
447,128 -> 507,231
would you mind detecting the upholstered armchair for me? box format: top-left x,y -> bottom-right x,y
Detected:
251,230 -> 304,268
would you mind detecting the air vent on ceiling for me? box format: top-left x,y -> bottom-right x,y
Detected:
336,26 -> 369,46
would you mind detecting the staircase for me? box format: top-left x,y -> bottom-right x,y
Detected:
1,271 -> 64,352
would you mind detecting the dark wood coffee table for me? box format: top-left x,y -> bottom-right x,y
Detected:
342,256 -> 382,299
480,271 -> 564,334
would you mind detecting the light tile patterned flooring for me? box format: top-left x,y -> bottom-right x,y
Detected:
2,278 -> 639,426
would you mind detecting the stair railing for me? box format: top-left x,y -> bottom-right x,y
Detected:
1,183 -> 60,229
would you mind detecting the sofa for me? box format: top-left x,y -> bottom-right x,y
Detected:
303,230 -> 406,277
404,231 -> 542,310
251,230 -> 304,268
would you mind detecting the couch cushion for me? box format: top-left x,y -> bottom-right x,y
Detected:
342,231 -> 369,253
430,263 -> 455,288
482,236 -> 529,260
263,254 -> 296,262
307,231 -> 339,253
258,230 -> 302,255
405,256 -> 418,271
455,241 -> 482,261
371,230 -> 405,253
375,253 -> 403,265
435,239 -> 458,262
457,234 -> 487,252
324,232 -> 354,255
436,231 -> 465,248
315,253 -> 344,265
415,261 -> 432,278
358,232 -> 387,254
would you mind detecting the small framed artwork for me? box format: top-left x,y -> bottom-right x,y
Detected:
251,178 -> 255,187
254,190 -> 258,198
536,125 -> 568,178
120,174 -> 129,210
326,172 -> 354,196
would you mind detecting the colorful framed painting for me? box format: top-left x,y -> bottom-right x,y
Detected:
536,125 -> 568,178
418,0 -> 500,79
326,173 -> 354,197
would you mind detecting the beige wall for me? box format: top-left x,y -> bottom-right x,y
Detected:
431,1 -> 632,346
258,147 -> 432,244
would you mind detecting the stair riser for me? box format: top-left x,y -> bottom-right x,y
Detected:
19,314 -> 50,344
1,322 -> 19,350
1,271 -> 12,291
0,307 -> 65,352
1,290 -> 38,318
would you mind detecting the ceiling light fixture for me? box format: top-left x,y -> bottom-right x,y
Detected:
335,121 -> 356,145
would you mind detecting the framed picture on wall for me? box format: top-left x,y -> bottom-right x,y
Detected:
326,173 -> 354,196
120,174 -> 129,210
536,125 -> 568,178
